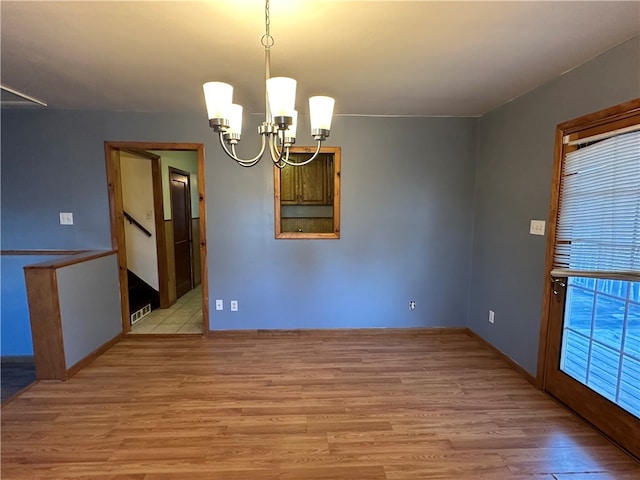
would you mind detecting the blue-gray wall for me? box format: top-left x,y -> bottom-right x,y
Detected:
1,111 -> 477,353
467,36 -> 640,376
2,36 -> 637,375
1,255 -> 56,355
211,116 -> 477,329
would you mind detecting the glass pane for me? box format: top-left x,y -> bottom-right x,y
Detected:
596,279 -> 628,297
626,302 -> 640,356
594,295 -> 625,349
619,356 -> 640,418
560,330 -> 589,383
560,276 -> 638,419
630,281 -> 640,303
564,283 -> 593,335
587,342 -> 619,402
573,277 -> 596,289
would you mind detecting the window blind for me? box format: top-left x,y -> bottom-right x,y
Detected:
552,128 -> 640,280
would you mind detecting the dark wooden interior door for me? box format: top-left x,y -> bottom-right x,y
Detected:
170,168 -> 193,299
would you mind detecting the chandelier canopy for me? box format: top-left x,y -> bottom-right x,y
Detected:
203,0 -> 335,168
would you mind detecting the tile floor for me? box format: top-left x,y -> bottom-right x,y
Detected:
129,285 -> 203,334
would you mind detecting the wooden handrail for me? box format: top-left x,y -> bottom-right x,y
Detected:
23,250 -> 117,270
123,211 -> 152,237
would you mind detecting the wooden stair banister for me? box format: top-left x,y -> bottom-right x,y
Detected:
123,211 -> 152,237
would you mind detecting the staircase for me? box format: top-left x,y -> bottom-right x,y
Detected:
127,270 -> 160,325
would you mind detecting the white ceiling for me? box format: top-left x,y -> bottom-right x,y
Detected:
1,1 -> 639,117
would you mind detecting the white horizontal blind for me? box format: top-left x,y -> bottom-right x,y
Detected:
552,129 -> 640,279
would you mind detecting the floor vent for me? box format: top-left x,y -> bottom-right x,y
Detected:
130,304 -> 151,325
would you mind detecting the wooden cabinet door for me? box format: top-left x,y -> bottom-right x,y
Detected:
279,164 -> 297,204
299,157 -> 326,204
279,154 -> 332,205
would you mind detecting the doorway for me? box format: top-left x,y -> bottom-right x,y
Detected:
104,142 -> 208,336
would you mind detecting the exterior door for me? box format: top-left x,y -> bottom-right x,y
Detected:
170,168 -> 193,299
541,100 -> 640,458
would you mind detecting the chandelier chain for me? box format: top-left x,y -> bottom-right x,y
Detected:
261,0 -> 275,49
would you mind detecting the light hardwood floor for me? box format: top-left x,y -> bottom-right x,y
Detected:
2,330 -> 638,479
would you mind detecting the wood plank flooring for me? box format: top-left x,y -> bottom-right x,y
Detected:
2,330 -> 638,479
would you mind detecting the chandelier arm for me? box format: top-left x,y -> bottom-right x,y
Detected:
218,131 -> 267,166
274,129 -> 288,164
268,135 -> 280,162
231,144 -> 264,167
267,130 -> 291,165
234,158 -> 262,168
275,145 -> 291,169
278,140 -> 323,167
272,140 -> 290,169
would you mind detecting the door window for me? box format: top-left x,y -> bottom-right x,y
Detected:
561,277 -> 640,417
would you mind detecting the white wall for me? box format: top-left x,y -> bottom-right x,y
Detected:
120,151 -> 159,290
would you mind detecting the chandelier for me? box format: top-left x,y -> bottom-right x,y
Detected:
203,0 -> 335,168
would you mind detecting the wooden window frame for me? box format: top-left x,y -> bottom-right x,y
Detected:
273,146 -> 341,240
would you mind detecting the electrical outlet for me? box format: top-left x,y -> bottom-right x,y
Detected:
529,220 -> 545,236
409,300 -> 416,310
489,310 -> 495,324
215,299 -> 223,311
230,300 -> 238,312
59,212 -> 74,225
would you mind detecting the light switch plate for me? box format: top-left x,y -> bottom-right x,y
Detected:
59,212 -> 74,225
215,300 -> 223,311
530,220 -> 545,236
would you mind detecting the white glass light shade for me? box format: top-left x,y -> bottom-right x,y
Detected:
203,82 -> 233,120
309,96 -> 335,131
228,104 -> 243,135
266,77 -> 297,117
284,110 -> 298,142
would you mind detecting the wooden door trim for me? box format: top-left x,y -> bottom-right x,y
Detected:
104,142 -> 208,337
151,158 -> 170,308
105,145 -> 131,333
196,145 -> 209,335
535,126 -> 565,389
